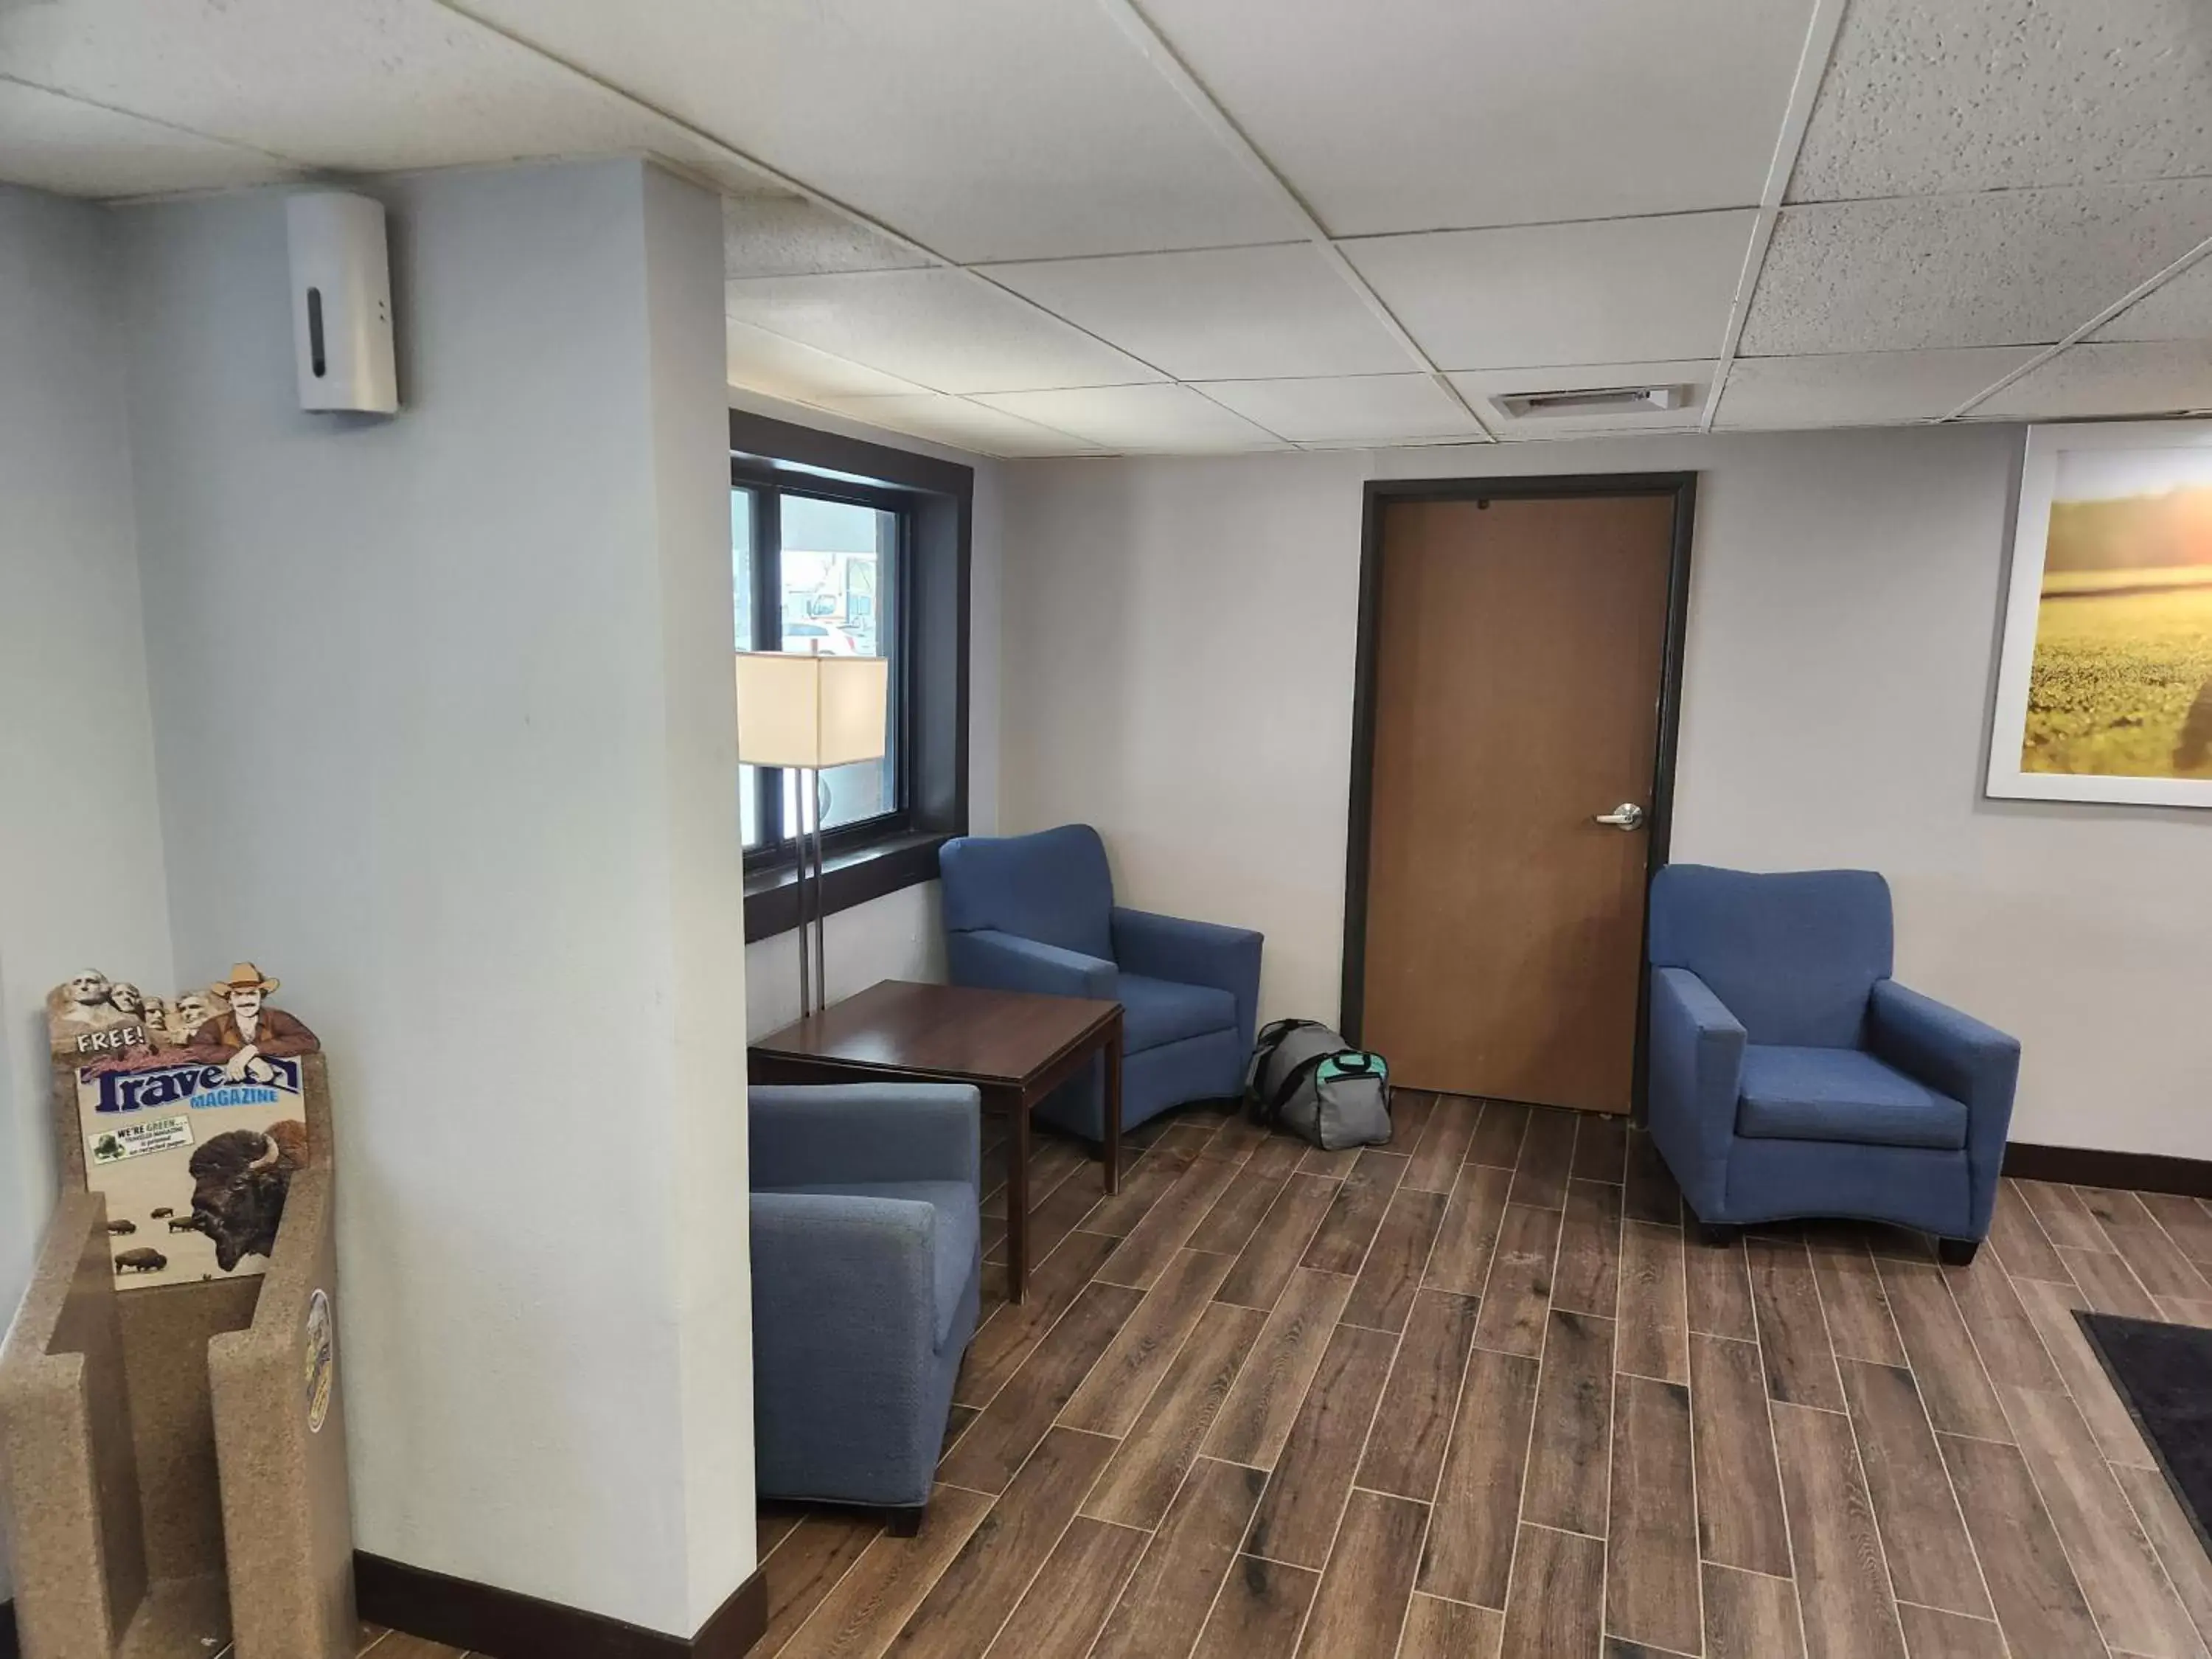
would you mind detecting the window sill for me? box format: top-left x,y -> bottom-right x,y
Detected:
742,831 -> 949,945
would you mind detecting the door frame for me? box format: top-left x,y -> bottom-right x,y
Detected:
1339,471 -> 1700,1113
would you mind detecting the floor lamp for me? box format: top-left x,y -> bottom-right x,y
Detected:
734,649 -> 891,1017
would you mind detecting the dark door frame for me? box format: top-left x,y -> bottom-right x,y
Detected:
1339,471 -> 1700,1114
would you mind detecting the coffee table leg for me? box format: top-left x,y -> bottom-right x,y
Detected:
1004,1086 -> 1030,1304
1102,1020 -> 1122,1195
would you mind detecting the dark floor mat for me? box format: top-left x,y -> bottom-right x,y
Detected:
2079,1311 -> 2212,1557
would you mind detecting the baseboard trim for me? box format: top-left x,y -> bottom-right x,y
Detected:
357,1551 -> 768,1659
2005,1141 -> 2212,1200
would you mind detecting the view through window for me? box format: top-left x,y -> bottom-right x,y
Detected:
734,479 -> 902,855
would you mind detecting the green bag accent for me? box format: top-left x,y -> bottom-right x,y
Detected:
1317,1052 -> 1388,1087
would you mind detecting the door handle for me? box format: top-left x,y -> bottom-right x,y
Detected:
1593,802 -> 1646,830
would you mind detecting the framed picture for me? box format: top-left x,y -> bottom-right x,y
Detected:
1987,420 -> 2212,807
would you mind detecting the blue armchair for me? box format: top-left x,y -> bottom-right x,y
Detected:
751,1082 -> 981,1531
1646,865 -> 2020,1263
939,825 -> 1263,1140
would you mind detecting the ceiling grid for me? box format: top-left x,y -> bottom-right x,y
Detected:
1093,0 -> 1493,442
1697,0 -> 1851,432
425,0 -> 1276,450
3,0 -> 2209,455
1943,231 -> 2212,420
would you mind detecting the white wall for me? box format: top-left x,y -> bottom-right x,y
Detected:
639,161 -> 759,1632
1001,451 -> 1368,1025
745,882 -> 947,1036
119,160 -> 751,1635
725,389 -> 1004,1040
1001,425 -> 2212,1161
0,185 -> 178,1606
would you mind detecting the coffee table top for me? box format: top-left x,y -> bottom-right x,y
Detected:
750,979 -> 1121,1088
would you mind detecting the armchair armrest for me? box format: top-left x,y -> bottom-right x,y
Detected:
945,927 -> 1116,1001
1867,982 -> 2020,1112
1648,967 -> 1747,1214
751,1191 -> 935,1357
751,1083 -> 980,1190
1112,907 -> 1265,1047
1868,981 -> 2020,1233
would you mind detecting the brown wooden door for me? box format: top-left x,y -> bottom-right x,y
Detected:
1358,493 -> 1677,1113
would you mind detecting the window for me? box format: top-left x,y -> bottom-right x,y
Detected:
733,477 -> 907,855
729,408 -> 972,945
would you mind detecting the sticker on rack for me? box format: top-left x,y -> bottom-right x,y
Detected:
88,1114 -> 195,1166
304,1288 -> 335,1433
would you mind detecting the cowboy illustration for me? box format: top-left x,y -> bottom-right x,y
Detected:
186,963 -> 320,1083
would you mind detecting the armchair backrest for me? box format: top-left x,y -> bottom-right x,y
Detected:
1648,863 -> 1893,1048
939,824 -> 1115,961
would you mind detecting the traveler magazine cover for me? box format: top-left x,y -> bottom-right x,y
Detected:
49,962 -> 319,1287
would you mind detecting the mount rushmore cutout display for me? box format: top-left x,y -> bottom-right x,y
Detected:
49,961 -> 319,1288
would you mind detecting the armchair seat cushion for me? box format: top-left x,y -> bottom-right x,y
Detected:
1736,1046 -> 1968,1152
765,1180 -> 978,1351
1119,973 -> 1237,1054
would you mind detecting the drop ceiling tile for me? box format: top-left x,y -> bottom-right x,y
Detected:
0,0 -> 787,199
980,244 -> 1416,381
437,0 -> 1307,261
723,198 -> 931,279
1972,341 -> 2212,421
1192,374 -> 1484,444
1790,0 -> 2212,203
1343,212 -> 1754,371
1449,361 -> 1711,439
723,268 -> 1164,395
973,384 -> 1283,451
725,320 -> 927,403
1140,0 -> 1813,235
816,393 -> 1102,458
1713,349 -> 2041,429
1740,183 -> 2212,356
0,80 -> 299,198
2092,251 -> 2212,343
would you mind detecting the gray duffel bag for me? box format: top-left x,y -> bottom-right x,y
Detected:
1244,1018 -> 1393,1151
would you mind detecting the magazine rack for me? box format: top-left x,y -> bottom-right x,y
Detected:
0,1034 -> 355,1659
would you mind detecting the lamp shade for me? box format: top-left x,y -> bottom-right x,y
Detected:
734,650 -> 890,769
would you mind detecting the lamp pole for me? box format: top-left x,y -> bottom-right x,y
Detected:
805,770 -> 823,1026
810,768 -> 828,1014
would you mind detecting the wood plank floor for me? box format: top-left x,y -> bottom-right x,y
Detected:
354,1633 -> 466,1659
755,1097 -> 2212,1659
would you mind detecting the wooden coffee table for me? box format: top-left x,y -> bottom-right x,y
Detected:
748,979 -> 1124,1304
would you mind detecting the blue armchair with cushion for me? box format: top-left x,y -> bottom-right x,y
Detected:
1646,864 -> 2020,1264
939,824 -> 1263,1141
751,1082 -> 981,1533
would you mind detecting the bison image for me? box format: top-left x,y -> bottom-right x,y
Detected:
168,1215 -> 205,1234
187,1121 -> 309,1273
105,1219 -> 136,1236
151,1206 -> 175,1219
115,1248 -> 167,1274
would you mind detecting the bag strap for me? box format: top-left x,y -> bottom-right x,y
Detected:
1259,1047 -> 1352,1121
1242,1018 -> 1321,1102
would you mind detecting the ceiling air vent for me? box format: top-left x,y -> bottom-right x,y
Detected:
1496,384 -> 1690,420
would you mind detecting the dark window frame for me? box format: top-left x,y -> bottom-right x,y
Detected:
731,408 -> 971,945
733,466 -> 916,867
